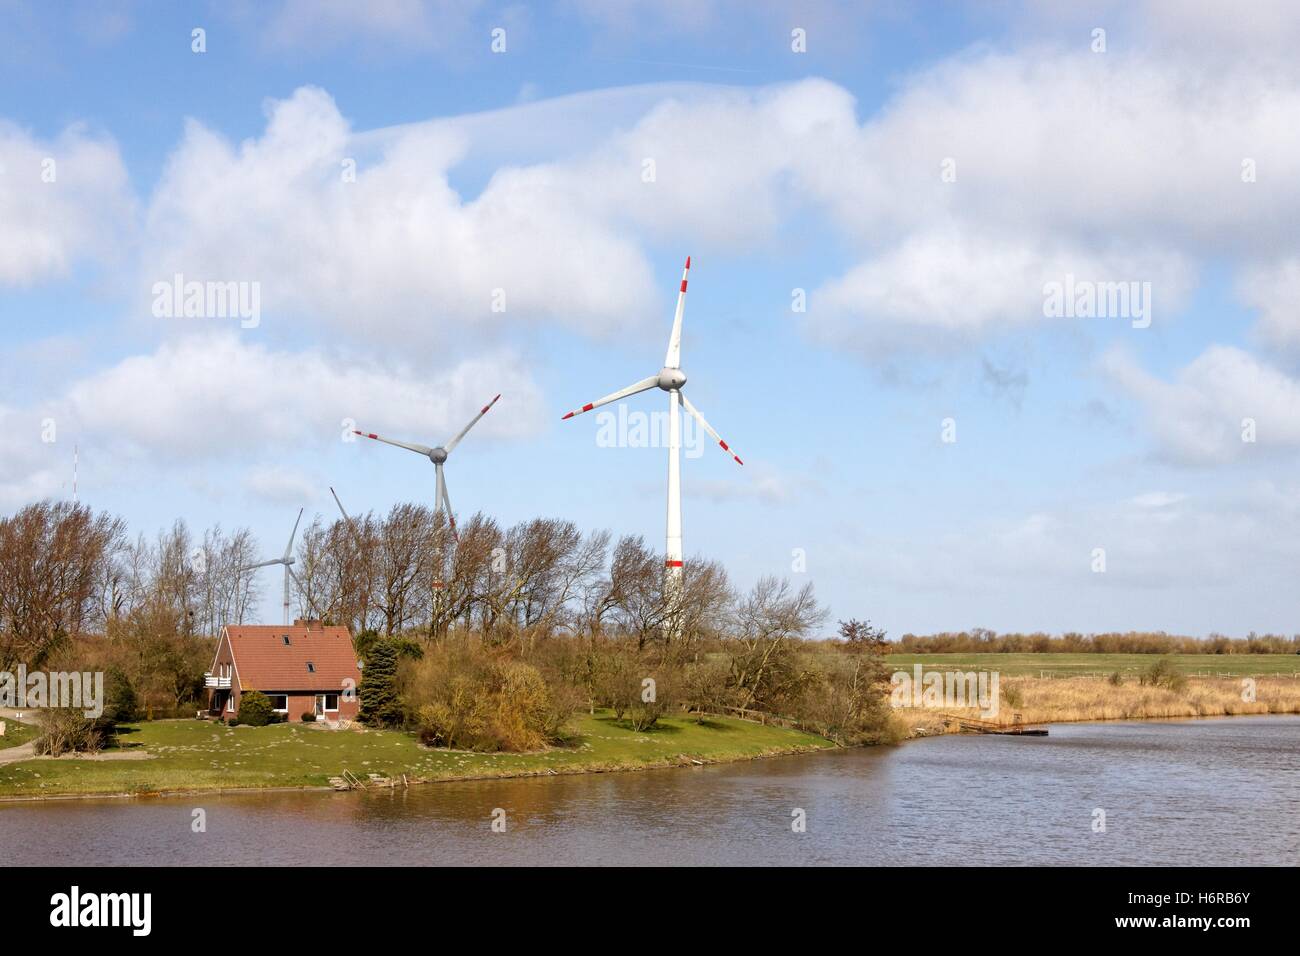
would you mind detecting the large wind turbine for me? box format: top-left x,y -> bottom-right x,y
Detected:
561,256 -> 742,630
352,394 -> 501,539
239,508 -> 304,627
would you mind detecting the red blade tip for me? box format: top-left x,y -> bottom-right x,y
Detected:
685,255 -> 691,269
561,412 -> 574,420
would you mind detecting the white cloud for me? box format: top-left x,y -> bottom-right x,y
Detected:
46,333 -> 543,464
827,480 -> 1300,624
1238,258 -> 1300,351
243,464 -> 319,505
1045,0 -> 1300,71
1103,345 -> 1300,464
810,229 -> 1193,351
0,405 -> 65,508
140,86 -> 658,345
688,467 -> 816,506
0,121 -> 133,285
784,49 -> 1300,352
127,61 -> 1300,360
1129,491 -> 1188,510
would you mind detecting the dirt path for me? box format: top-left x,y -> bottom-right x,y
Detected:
0,742 -> 36,765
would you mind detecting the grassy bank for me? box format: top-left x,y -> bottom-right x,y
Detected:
898,674 -> 1300,735
0,717 -> 37,750
887,652 -> 1300,678
0,711 -> 833,800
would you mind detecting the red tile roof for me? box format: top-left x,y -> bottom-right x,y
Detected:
223,623 -> 361,692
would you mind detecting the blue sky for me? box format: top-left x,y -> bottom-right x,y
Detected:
6,0 -> 1300,637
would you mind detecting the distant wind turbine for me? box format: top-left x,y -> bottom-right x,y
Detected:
352,394 -> 501,540
330,486 -> 362,546
561,256 -> 742,634
239,507 -> 304,627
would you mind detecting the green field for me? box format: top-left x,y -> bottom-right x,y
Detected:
0,711 -> 833,799
887,653 -> 1300,678
0,717 -> 37,750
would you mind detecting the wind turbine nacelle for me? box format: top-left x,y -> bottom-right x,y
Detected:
657,368 -> 687,391
429,447 -> 449,464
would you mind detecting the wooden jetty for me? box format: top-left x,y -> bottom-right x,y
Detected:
941,713 -> 1049,736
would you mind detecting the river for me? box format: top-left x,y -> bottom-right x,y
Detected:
3,715 -> 1296,865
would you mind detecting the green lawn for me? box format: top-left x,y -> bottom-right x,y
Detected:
887,653 -> 1300,678
0,716 -> 37,750
0,711 -> 833,799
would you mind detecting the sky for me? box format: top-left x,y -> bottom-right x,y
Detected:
4,0 -> 1300,637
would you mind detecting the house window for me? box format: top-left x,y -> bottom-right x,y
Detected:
267,694 -> 288,713
225,694 -> 234,713
282,635 -> 291,645
306,661 -> 315,673
324,693 -> 339,712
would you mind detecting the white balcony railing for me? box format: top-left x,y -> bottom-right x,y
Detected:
204,674 -> 232,689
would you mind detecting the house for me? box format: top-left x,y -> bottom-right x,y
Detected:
205,619 -> 362,723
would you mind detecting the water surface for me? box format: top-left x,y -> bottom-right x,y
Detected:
4,715 -> 1296,865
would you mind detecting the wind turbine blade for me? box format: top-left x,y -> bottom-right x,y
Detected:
444,393 -> 501,454
439,466 -> 459,543
352,430 -> 435,456
560,375 -> 658,420
330,487 -> 364,546
680,393 -> 743,465
287,566 -> 325,621
239,557 -> 283,572
283,507 -> 303,561
663,255 -> 690,369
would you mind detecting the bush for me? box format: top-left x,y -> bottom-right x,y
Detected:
1001,683 -> 1024,709
623,667 -> 679,731
681,658 -> 735,722
1108,670 -> 1124,686
236,690 -> 275,727
300,711 -> 316,723
34,708 -> 109,756
403,640 -> 576,751
794,647 -> 900,745
1139,656 -> 1187,692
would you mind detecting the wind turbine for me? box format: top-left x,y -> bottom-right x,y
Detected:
239,508 -> 304,627
561,256 -> 742,634
352,395 -> 501,540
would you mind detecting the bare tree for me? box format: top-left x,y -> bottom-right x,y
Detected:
0,502 -> 124,670
443,513 -> 502,636
371,503 -> 447,635
602,535 -> 667,649
676,557 -> 732,650
728,576 -> 826,712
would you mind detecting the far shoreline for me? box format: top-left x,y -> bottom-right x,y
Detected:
3,703 -> 1298,806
